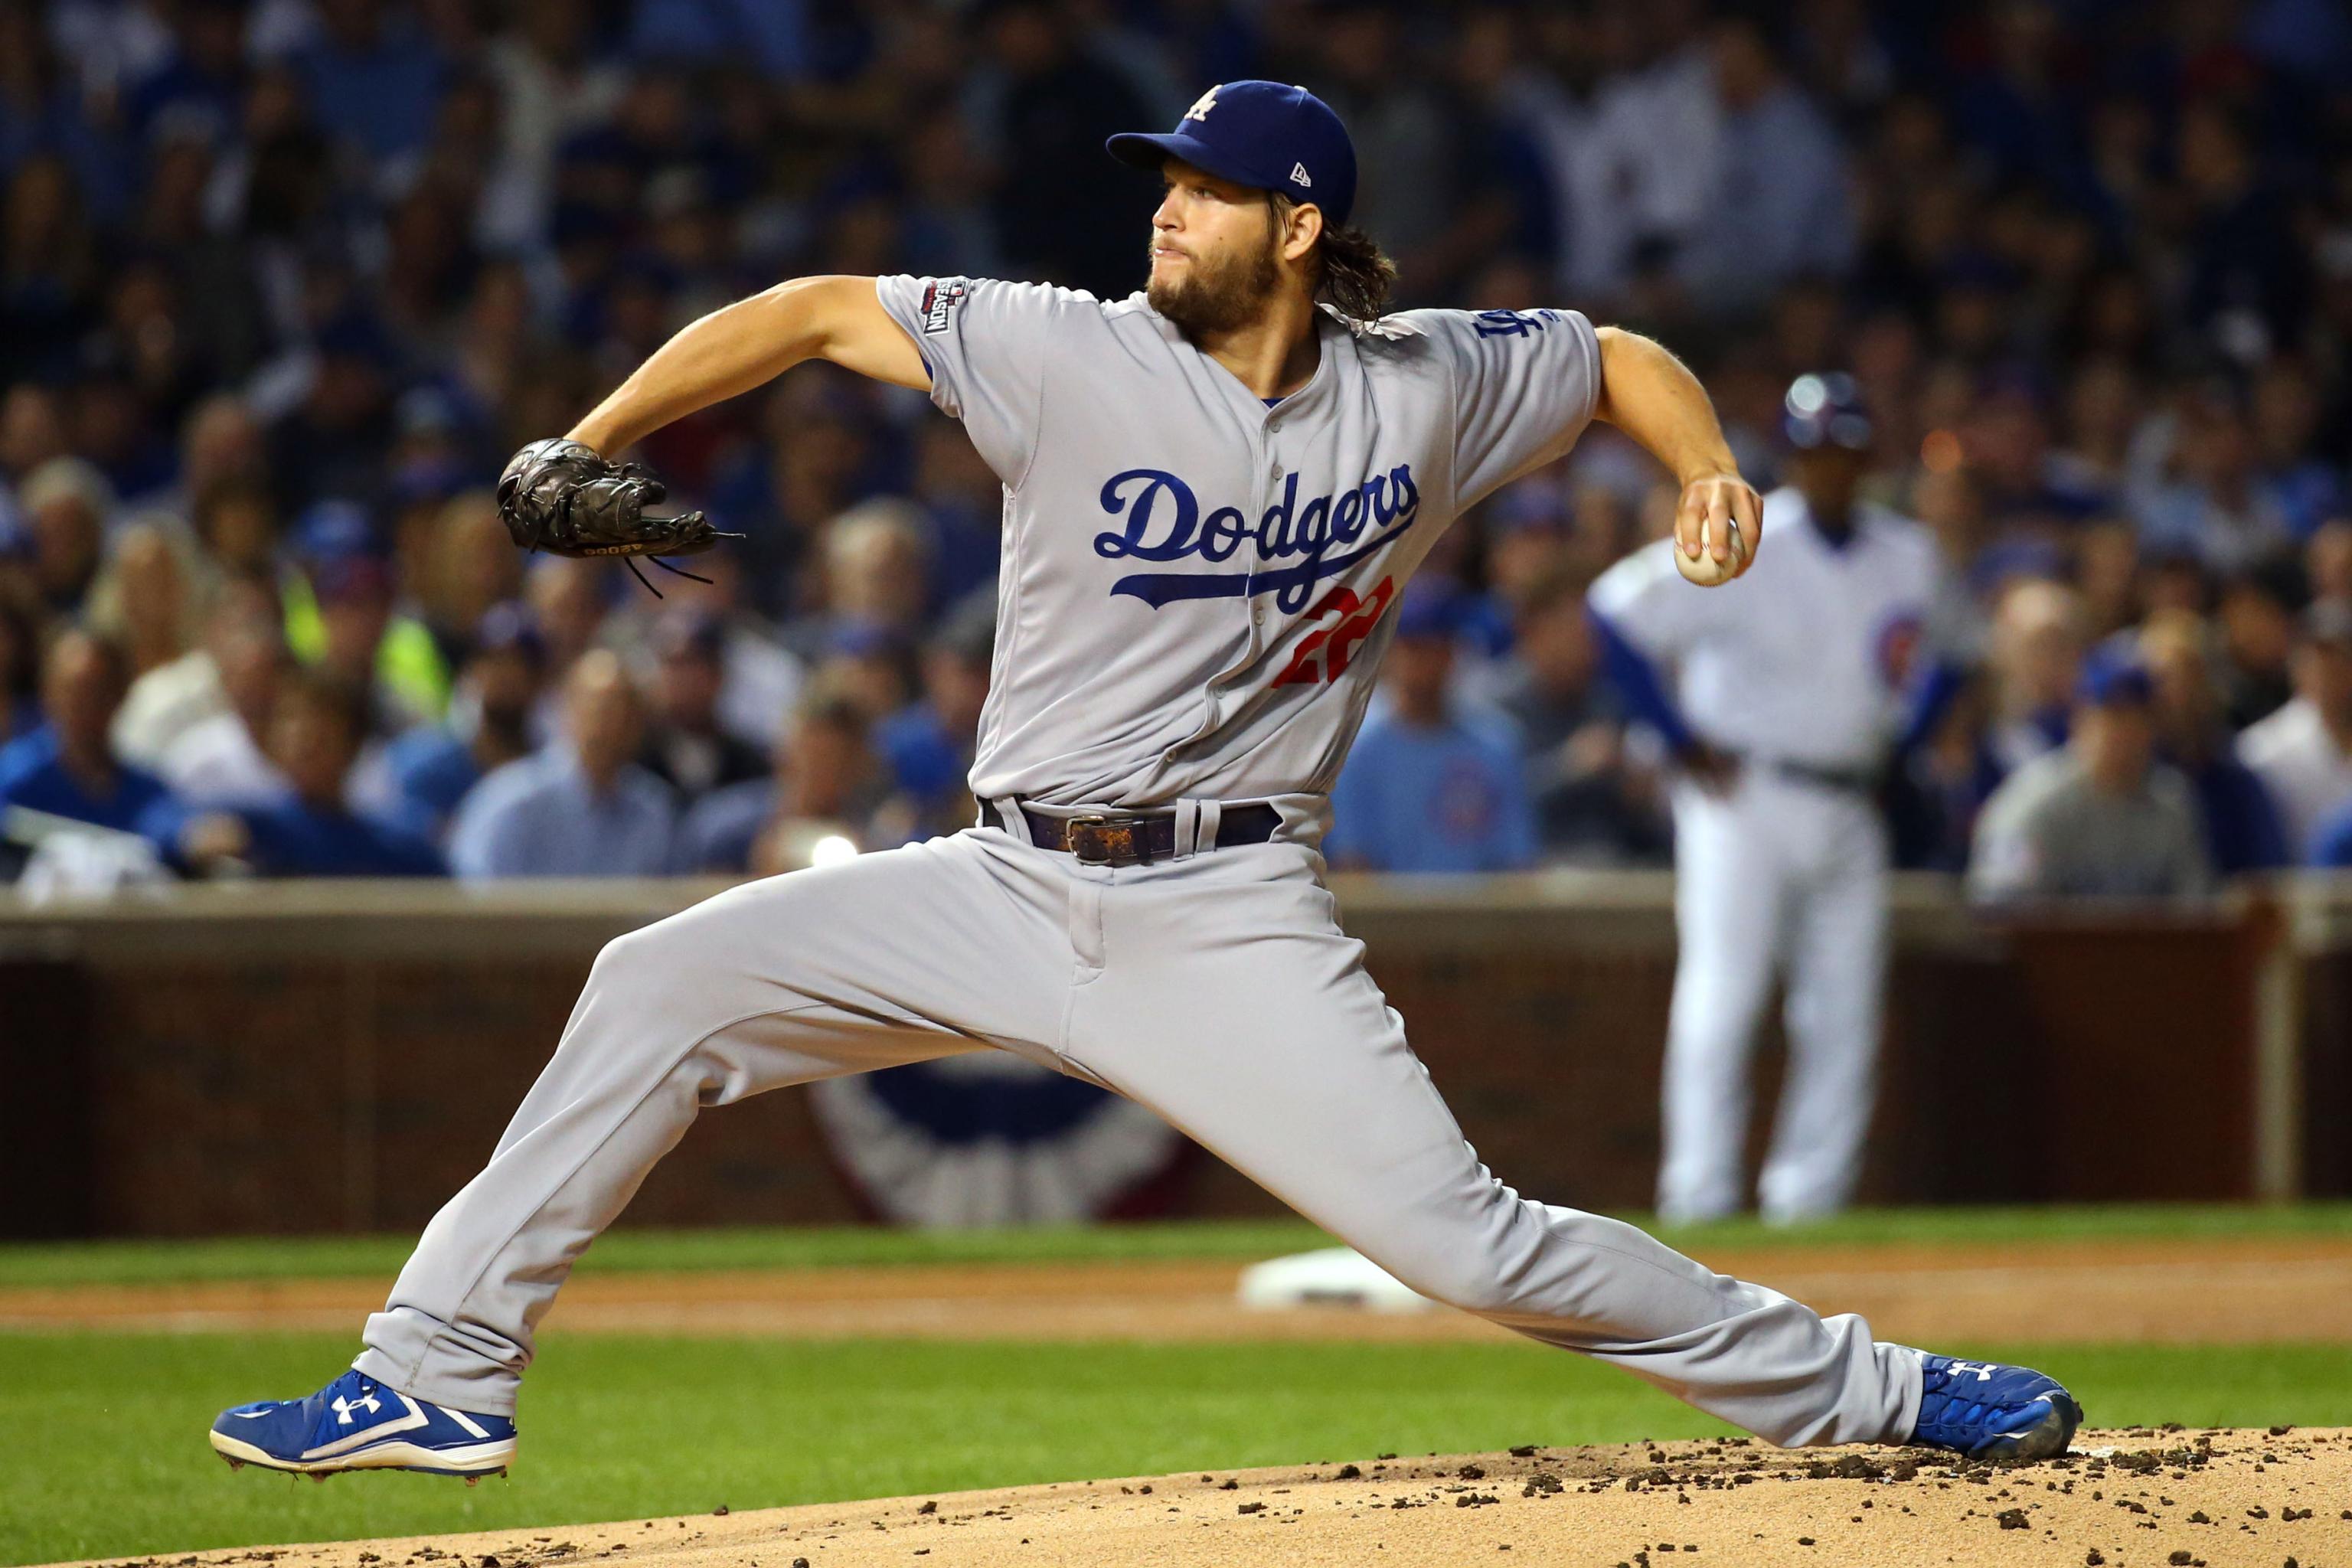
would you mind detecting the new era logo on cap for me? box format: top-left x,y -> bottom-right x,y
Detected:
1105,80 -> 1359,228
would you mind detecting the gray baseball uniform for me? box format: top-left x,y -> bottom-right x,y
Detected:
351,279 -> 1922,1449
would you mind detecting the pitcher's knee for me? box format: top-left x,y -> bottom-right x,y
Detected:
590,910 -> 707,987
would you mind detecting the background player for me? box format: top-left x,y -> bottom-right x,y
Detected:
1589,376 -> 1950,1224
207,83 -> 2075,1481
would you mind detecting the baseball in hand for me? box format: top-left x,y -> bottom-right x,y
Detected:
1676,517 -> 1748,587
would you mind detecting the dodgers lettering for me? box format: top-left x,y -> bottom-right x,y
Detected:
1093,464 -> 1420,612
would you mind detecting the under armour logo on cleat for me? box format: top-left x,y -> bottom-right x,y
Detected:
1290,162 -> 1312,188
332,1392 -> 382,1424
1946,1361 -> 1998,1381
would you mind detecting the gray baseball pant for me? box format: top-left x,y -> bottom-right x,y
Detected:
354,823 -> 1922,1446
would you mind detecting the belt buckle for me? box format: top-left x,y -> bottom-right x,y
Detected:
1063,812 -> 1139,866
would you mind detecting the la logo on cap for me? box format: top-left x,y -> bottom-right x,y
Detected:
1184,87 -> 1219,122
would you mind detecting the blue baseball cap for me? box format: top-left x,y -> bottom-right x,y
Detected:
1783,372 -> 1873,452
1106,80 -> 1358,227
1393,579 -> 1465,642
2076,645 -> 2154,708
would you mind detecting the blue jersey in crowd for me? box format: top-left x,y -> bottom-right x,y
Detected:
448,750 -> 678,880
0,726 -> 170,834
1326,707 -> 1537,874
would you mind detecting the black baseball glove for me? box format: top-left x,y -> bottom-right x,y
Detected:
496,437 -> 739,592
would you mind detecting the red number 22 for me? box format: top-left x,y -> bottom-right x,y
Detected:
1272,576 -> 1396,687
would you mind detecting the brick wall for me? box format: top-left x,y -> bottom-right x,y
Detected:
0,876 -> 2318,1238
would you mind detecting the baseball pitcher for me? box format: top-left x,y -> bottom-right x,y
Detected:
210,82 -> 2076,1480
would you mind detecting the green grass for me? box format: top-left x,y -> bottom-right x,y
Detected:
5,1204 -> 2348,1289
3,1332 -> 2346,1568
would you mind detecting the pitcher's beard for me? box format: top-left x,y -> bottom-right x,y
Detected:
1148,241 -> 1282,338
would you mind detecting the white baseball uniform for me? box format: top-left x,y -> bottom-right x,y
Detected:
351,282 -> 1922,1449
1589,492 -> 1940,1223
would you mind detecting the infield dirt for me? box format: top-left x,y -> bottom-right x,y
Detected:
54,1429 -> 2352,1568
7,1234 -> 2351,1344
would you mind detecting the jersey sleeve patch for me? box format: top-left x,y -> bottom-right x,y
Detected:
920,279 -> 969,334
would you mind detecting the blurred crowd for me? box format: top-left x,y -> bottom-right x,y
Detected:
5,0 -> 2352,890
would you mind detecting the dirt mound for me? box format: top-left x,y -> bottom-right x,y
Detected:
57,1429 -> 2351,1568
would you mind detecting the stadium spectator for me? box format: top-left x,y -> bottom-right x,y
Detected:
0,628 -> 170,838
2138,611 -> 2289,875
154,668 -> 442,878
2237,599 -> 2352,861
1327,583 -> 1536,874
449,648 -> 675,879
1677,16 -> 1854,311
2213,559 -> 2305,730
1984,578 -> 2085,773
680,676 -> 889,875
1969,649 -> 2212,901
377,602 -> 545,839
1487,564 -> 1663,865
873,596 -> 995,841
2131,381 -> 2296,572
18,456 -> 110,618
157,601 -> 292,808
0,0 -> 2347,889
118,570 -> 273,773
789,498 -> 934,659
188,481 -> 279,586
639,606 -> 766,805
635,550 -> 805,751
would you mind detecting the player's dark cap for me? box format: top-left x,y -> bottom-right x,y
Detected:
1782,372 -> 1873,452
1106,80 -> 1357,227
2076,645 -> 2154,708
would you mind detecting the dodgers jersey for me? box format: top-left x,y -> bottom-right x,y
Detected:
1586,491 -> 1940,771
873,276 -> 1601,815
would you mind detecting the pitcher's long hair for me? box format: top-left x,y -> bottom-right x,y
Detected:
1269,193 -> 1397,323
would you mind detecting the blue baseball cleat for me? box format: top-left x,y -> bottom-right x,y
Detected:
210,1369 -> 515,1480
1906,1353 -> 2082,1463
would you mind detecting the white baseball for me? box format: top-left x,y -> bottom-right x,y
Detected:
1674,518 -> 1748,588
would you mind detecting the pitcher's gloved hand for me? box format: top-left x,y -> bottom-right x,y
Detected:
495,438 -> 739,592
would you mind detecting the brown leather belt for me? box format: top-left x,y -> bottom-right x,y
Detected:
981,800 -> 1282,866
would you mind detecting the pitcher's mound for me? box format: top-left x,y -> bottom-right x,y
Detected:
64,1429 -> 2351,1568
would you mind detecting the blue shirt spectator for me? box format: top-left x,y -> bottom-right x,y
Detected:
678,777 -> 773,874
1327,585 -> 1537,874
151,794 -> 445,877
451,750 -> 678,878
0,630 -> 168,835
383,725 -> 487,834
0,724 -> 168,833
449,652 -> 677,879
678,680 -> 887,873
144,666 -> 442,878
381,602 -> 546,838
2140,613 -> 2292,875
2181,755 -> 2291,874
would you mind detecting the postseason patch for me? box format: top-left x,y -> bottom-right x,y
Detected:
920,279 -> 968,334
